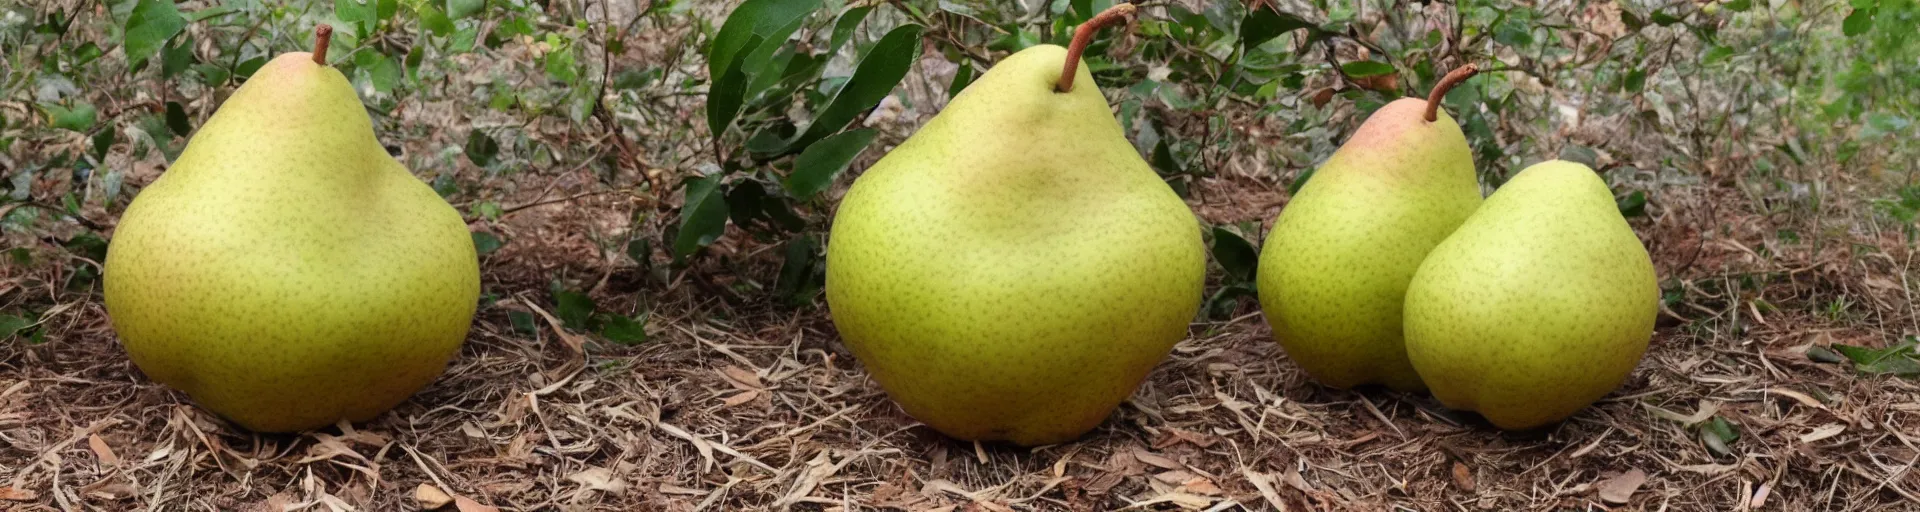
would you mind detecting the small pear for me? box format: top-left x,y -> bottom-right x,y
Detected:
1403,160 -> 1658,430
1255,66 -> 1484,391
825,5 -> 1205,446
104,26 -> 480,433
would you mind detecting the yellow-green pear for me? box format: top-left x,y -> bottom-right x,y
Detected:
1255,66 -> 1484,391
825,5 -> 1204,446
103,26 -> 479,433
1404,160 -> 1658,430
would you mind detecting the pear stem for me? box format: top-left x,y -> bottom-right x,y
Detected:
1424,63 -> 1477,122
313,25 -> 333,65
1057,3 -> 1137,93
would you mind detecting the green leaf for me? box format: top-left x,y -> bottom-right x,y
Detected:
544,41 -> 578,83
1703,45 -> 1734,64
948,59 -> 975,97
124,0 -> 186,69
335,0 -> 375,22
753,24 -> 923,156
162,34 -> 194,79
1723,0 -> 1752,12
784,128 -> 877,198
774,234 -> 823,306
672,175 -> 730,262
508,310 -> 537,335
705,0 -> 824,136
1806,345 -> 1845,363
165,101 -> 192,136
186,4 -> 241,21
1287,167 -> 1317,195
0,314 -> 33,337
1340,60 -> 1394,78
42,102 -> 97,132
405,44 -> 425,82
235,56 -> 267,79
464,130 -> 498,166
599,314 -> 649,344
1851,0 -> 1877,8
1494,22 -> 1533,47
1700,416 -> 1739,456
1617,190 -> 1648,217
828,6 -> 873,55
1210,226 -> 1259,282
1833,340 -> 1920,377
1650,10 -> 1683,26
92,126 -> 116,161
447,0 -> 484,19
1623,69 -> 1646,92
359,52 -> 401,94
1240,6 -> 1312,50
1842,8 -> 1875,36
377,0 -> 399,21
416,3 -> 453,35
626,238 -> 651,264
471,232 -> 503,255
553,289 -> 596,331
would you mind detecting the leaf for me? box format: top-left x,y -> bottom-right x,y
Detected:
92,126 -> 116,161
784,128 -> 876,198
165,101 -> 191,136
1843,8 -> 1874,36
553,289 -> 596,331
1494,22 -> 1533,47
1596,469 -> 1647,504
416,3 -> 453,35
1833,340 -> 1920,377
1210,226 -> 1259,282
0,315 -> 33,337
948,59 -> 975,97
1240,6 -> 1312,49
1723,0 -> 1752,12
1703,45 -> 1734,64
1701,416 -> 1740,456
42,102 -> 97,132
471,232 -> 503,255
361,52 -> 401,93
464,130 -> 498,167
508,311 -> 537,335
672,175 -> 730,262
124,0 -> 185,69
447,0 -> 484,19
335,0 -> 375,22
828,6 -> 872,55
1650,10 -> 1683,26
235,56 -> 267,79
599,314 -> 648,345
774,234 -> 823,306
1287,167 -> 1316,195
753,24 -> 922,157
162,34 -> 194,79
1805,345 -> 1846,363
1617,190 -> 1647,217
1340,60 -> 1394,78
1622,69 -> 1646,92
705,0 -> 824,136
544,42 -> 577,84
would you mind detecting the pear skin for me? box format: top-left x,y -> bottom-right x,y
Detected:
1255,84 -> 1483,391
104,33 -> 479,433
1403,160 -> 1658,430
826,40 -> 1204,446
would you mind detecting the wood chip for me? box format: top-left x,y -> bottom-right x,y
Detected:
415,484 -> 454,509
1132,449 -> 1184,470
1800,424 -> 1846,443
0,487 -> 37,501
88,433 -> 119,466
453,495 -> 500,512
1451,461 -> 1476,492
1597,469 -> 1648,504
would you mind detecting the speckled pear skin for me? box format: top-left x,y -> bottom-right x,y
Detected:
1404,160 -> 1658,430
1254,98 -> 1482,391
825,45 -> 1206,446
102,52 -> 480,433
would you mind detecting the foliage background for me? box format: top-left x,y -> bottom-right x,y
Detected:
2,0 -> 1918,509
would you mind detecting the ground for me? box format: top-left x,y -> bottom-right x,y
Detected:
4,0 -> 1920,511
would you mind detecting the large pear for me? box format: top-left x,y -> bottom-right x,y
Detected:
103,27 -> 480,433
825,10 -> 1204,446
1255,67 -> 1484,391
1404,160 -> 1658,430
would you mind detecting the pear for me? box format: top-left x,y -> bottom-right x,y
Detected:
1254,66 -> 1484,391
1403,160 -> 1658,430
103,26 -> 480,433
825,5 -> 1204,446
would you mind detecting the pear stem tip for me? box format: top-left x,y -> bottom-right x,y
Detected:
1425,63 -> 1478,122
1057,2 -> 1137,93
313,24 -> 333,65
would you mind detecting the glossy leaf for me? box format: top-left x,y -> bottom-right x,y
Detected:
785,128 -> 877,198
124,0 -> 185,69
673,175 -> 730,261
1340,60 -> 1394,78
753,24 -> 923,156
1240,6 -> 1312,49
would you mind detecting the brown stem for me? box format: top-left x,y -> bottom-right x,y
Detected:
1424,63 -> 1477,122
1057,3 -> 1137,93
313,25 -> 333,65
